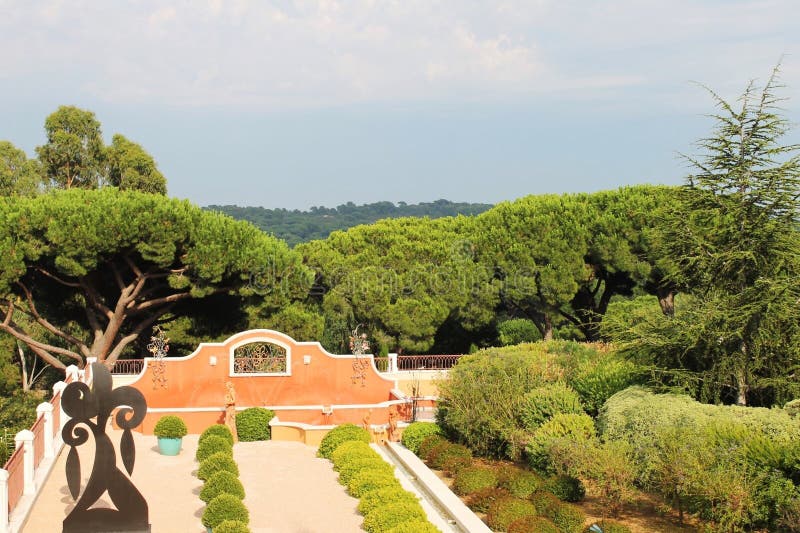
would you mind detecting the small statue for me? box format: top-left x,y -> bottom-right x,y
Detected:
362,409 -> 372,431
224,381 -> 238,443
387,409 -> 399,442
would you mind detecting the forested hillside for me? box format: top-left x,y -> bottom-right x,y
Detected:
206,200 -> 493,246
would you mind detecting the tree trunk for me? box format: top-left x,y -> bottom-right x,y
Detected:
542,314 -> 553,341
657,287 -> 676,317
735,368 -> 748,406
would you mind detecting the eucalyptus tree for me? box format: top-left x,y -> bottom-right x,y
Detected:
0,189 -> 312,369
106,134 -> 167,194
0,141 -> 44,197
36,106 -> 105,189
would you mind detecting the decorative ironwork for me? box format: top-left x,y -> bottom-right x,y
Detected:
147,327 -> 169,389
349,325 -> 370,387
61,362 -> 149,533
233,342 -> 287,373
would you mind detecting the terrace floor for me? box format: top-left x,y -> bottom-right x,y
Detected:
21,430 -> 364,532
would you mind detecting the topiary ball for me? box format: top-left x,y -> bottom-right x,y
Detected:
197,452 -> 240,481
153,415 -> 188,439
400,422 -> 443,455
548,501 -> 586,533
331,440 -> 376,469
361,501 -> 426,533
196,434 -> 233,463
486,496 -> 538,531
200,470 -> 245,503
452,465 -> 499,496
213,519 -> 251,533
358,486 -> 419,516
318,423 -> 372,459
465,487 -> 510,513
530,491 -> 562,516
500,467 -> 543,499
347,469 -> 401,498
201,493 -> 249,529
416,435 -> 445,460
508,515 -> 560,533
235,407 -> 275,442
199,424 -> 235,446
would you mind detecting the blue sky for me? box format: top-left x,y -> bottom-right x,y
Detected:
1,0 -> 799,209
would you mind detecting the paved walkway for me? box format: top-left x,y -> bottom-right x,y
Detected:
22,431 -> 363,532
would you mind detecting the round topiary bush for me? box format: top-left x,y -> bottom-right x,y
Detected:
196,434 -> 233,463
318,423 -> 372,459
430,443 -> 472,472
401,422 -> 443,455
548,502 -> 586,533
543,474 -> 586,502
519,382 -> 584,431
201,493 -> 249,529
385,520 -> 441,533
508,516 -> 560,533
347,469 -> 401,498
465,487 -> 510,513
357,486 -> 419,516
235,407 -> 275,442
442,453 -> 473,476
361,501 -> 426,533
530,491 -> 562,516
197,452 -> 240,481
153,415 -> 187,439
526,413 -> 596,473
199,424 -> 235,446
486,496 -> 538,531
500,467 -> 543,499
453,465 -> 499,496
338,457 -> 394,485
331,440 -> 375,468
584,520 -> 632,533
213,520 -> 251,533
199,470 -> 245,503
417,435 -> 445,460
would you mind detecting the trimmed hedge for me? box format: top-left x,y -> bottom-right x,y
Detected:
543,474 -> 586,502
417,435 -> 445,459
357,486 -> 419,516
385,521 -> 441,533
361,501 -> 426,533
465,487 -> 510,513
318,423 -> 371,459
530,491 -> 562,516
337,457 -> 394,485
500,467 -> 543,499
196,434 -> 233,463
428,442 -> 472,471
197,452 -> 240,481
452,465 -> 498,496
526,412 -> 596,472
348,469 -> 401,498
214,520 -> 251,533
153,415 -> 187,439
401,422 -> 443,455
519,382 -> 584,431
200,470 -> 245,503
201,493 -> 249,529
199,424 -> 235,446
486,496 -> 538,531
331,440 -> 375,468
548,502 -> 586,533
508,516 -> 560,533
235,407 -> 274,442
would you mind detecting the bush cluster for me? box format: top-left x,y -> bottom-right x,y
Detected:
317,423 -> 371,459
401,422 -> 443,455
361,501 -> 426,533
235,407 -> 274,442
357,486 -> 419,516
197,424 -> 251,531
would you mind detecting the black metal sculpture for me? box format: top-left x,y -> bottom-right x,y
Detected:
62,362 -> 150,533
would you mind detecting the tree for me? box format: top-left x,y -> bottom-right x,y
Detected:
0,189 -> 312,369
106,134 -> 167,194
0,141 -> 44,196
36,106 -> 105,189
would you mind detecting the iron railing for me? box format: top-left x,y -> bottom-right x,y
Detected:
110,359 -> 145,375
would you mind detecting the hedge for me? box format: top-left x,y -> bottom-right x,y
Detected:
199,470 -> 245,503
197,452 -> 240,481
465,487 -> 510,513
519,382 -> 584,431
361,501 -> 427,533
318,423 -> 371,459
337,457 -> 394,485
331,440 -> 375,468
486,496 -> 538,531
196,434 -> 233,463
357,486 -> 419,516
526,412 -> 596,473
347,469 -> 401,498
401,422 -> 443,455
199,424 -> 235,446
385,521 -> 441,533
499,467 -> 543,499
452,465 -> 498,496
235,407 -> 274,442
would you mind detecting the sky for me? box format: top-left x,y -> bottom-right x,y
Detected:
1,0 -> 799,210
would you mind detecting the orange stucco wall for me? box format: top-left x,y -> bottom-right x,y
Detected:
128,330 -> 407,434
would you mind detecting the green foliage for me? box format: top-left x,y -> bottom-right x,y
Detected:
584,520 -> 631,533
199,424 -> 235,446
105,133 -> 166,194
426,442 -> 472,471
152,415 -> 187,439
508,516 -> 560,533
498,318 -> 541,346
384,520 -> 442,533
213,520 -> 251,533
530,491 -> 562,516
201,493 -> 249,529
566,354 -> 640,416
331,440 -> 375,468
441,452 -> 473,477
785,399 -> 800,418
337,457 -> 394,485
357,486 -> 419,516
199,470 -> 245,503
361,501 -> 427,533
0,141 -> 43,197
317,423 -> 371,459
197,452 -> 240,481
36,106 -> 104,189
547,502 -> 587,533
543,475 -> 586,503
416,435 -> 445,459
465,487 -> 510,513
196,435 -> 233,463
519,382 -> 584,431
347,469 -> 401,498
486,496 -> 538,531
235,407 -> 274,442
498,467 -> 542,499
452,465 -> 498,496
526,413 -> 596,473
401,422 -> 443,455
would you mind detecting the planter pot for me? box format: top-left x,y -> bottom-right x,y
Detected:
157,437 -> 182,456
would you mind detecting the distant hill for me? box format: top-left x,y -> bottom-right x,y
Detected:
206,199 -> 493,246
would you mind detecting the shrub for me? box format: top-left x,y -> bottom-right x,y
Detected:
199,470 -> 245,503
442,453 -> 473,476
338,457 -> 394,485
401,422 -> 443,455
567,354 -> 640,416
486,496 -> 538,531
584,520 -> 632,533
548,502 -> 586,533
417,435 -> 445,460
519,382 -> 584,431
213,520 -> 251,533
500,467 -> 543,499
357,486 -> 419,516
498,318 -> 541,346
543,474 -> 585,502
385,520 -> 441,533
196,434 -> 233,463
361,501 -> 426,533
530,491 -> 562,516
508,516 -> 560,533
465,487 -> 510,513
318,423 -> 371,459
201,493 -> 249,529
452,465 -> 498,496
197,452 -> 240,481
199,424 -> 235,446
331,440 -> 375,468
153,415 -> 187,439
235,407 -> 274,442
785,399 -> 800,418
526,413 -> 596,473
347,469 -> 401,498
428,442 -> 472,471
